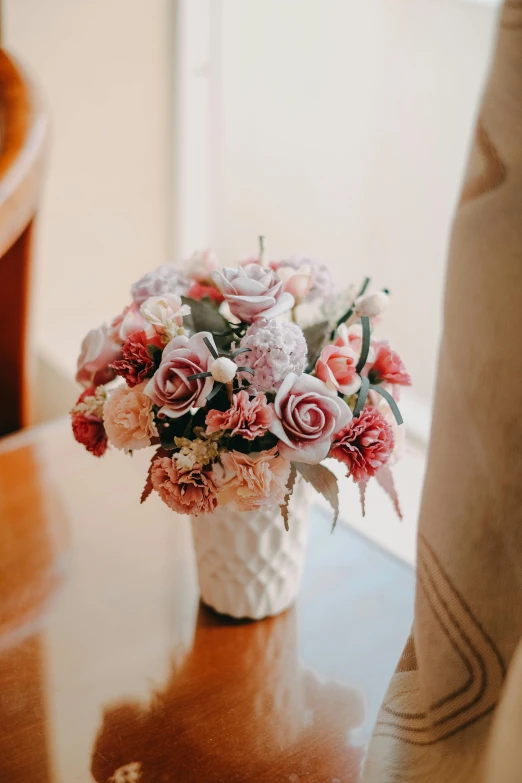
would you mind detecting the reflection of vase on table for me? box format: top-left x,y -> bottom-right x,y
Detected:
91,605 -> 365,783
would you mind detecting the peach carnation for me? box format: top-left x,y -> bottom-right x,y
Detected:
216,448 -> 291,512
205,391 -> 271,441
103,382 -> 158,452
151,457 -> 219,516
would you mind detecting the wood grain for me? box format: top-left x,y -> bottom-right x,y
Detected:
0,419 -> 414,782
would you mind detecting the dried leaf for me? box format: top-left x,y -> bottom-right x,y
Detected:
358,476 -> 369,517
280,463 -> 298,531
295,461 -> 340,530
375,465 -> 403,520
303,321 -> 331,371
141,446 -> 170,504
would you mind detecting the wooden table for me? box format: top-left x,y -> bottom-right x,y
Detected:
0,419 -> 414,783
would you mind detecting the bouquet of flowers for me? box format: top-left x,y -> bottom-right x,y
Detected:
71,244 -> 411,527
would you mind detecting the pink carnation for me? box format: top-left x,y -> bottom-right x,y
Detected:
71,387 -> 108,457
151,457 -> 219,516
330,407 -> 394,482
103,382 -> 157,452
369,341 -> 411,387
215,448 -> 291,512
206,391 -> 271,441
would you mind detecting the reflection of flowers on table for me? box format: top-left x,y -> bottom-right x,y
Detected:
91,607 -> 365,782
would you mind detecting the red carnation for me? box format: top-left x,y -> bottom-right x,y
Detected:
330,407 -> 394,482
71,387 -> 108,457
369,341 -> 411,387
111,331 -> 158,387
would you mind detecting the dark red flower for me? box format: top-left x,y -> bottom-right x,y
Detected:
72,413 -> 108,457
330,407 -> 394,482
111,331 -> 158,387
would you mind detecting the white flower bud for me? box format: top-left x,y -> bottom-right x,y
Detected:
210,356 -> 238,384
354,290 -> 388,318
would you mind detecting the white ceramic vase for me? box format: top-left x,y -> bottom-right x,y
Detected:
191,482 -> 310,620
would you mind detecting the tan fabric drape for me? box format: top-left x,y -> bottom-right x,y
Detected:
363,3 -> 522,781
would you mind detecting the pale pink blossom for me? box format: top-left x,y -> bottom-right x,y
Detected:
270,257 -> 335,304
315,344 -> 361,396
330,407 -> 394,482
103,382 -> 158,452
111,302 -> 152,343
206,391 -> 271,440
184,249 -> 219,281
211,263 -> 294,323
236,319 -> 308,393
268,373 -> 351,464
144,331 -> 217,418
151,457 -> 219,516
76,324 -> 122,388
140,294 -> 191,339
215,448 -> 291,512
131,264 -> 191,305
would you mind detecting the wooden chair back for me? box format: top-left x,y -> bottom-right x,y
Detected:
0,50 -> 47,437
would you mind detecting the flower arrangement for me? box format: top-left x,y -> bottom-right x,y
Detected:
71,244 -> 411,527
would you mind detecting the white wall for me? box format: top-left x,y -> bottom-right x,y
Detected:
5,0 -> 172,376
214,0 -> 498,401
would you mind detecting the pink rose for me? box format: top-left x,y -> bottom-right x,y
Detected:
206,391 -> 271,441
268,373 -> 352,464
330,407 -> 394,482
144,331 -> 217,418
315,344 -> 362,396
211,263 -> 294,323
215,448 -> 291,512
103,382 -> 158,452
335,323 -> 375,366
151,457 -> 219,516
76,324 -> 122,388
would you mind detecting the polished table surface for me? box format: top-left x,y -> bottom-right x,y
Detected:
0,419 -> 414,783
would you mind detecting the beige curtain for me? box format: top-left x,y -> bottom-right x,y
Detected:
363,2 -> 522,781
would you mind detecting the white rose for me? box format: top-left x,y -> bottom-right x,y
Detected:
140,294 -> 191,340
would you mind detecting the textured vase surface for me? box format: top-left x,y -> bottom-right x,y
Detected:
191,484 -> 309,620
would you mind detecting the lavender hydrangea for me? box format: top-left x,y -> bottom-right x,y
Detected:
131,264 -> 192,305
272,256 -> 335,304
236,319 -> 308,393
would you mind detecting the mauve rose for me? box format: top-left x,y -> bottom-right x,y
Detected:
76,324 -> 122,388
144,331 -> 217,418
315,344 -> 362,396
268,373 -> 352,464
211,263 -> 294,323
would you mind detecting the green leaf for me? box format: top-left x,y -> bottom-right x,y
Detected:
369,384 -> 404,425
331,276 -> 371,338
295,461 -> 340,530
280,463 -> 298,531
303,320 -> 330,372
353,375 -> 370,417
181,296 -> 231,348
355,316 -> 371,373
